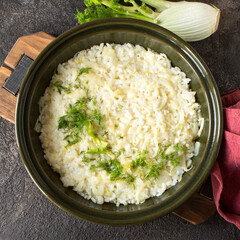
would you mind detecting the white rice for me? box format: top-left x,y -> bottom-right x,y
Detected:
37,43 -> 200,206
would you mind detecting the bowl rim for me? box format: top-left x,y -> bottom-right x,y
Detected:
15,18 -> 223,225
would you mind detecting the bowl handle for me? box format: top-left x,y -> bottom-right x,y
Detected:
0,32 -> 55,123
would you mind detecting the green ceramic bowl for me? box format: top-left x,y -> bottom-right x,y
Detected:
15,18 -> 222,225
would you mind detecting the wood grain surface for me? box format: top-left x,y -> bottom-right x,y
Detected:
0,32 -> 216,225
4,32 -> 55,69
173,193 -> 216,225
0,32 -> 55,123
0,66 -> 15,123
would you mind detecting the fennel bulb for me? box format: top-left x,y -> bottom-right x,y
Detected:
76,0 -> 220,42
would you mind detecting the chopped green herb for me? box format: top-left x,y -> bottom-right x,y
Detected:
131,150 -> 148,169
103,131 -> 108,136
174,143 -> 181,152
98,159 -> 136,183
174,143 -> 187,152
79,67 -> 91,75
91,109 -> 105,130
158,148 -> 166,160
129,144 -> 188,180
131,156 -> 147,169
64,132 -> 81,147
159,161 -> 163,169
92,99 -> 96,105
171,156 -> 182,167
166,153 -> 175,161
75,67 -> 91,81
157,144 -> 187,167
90,164 -> 96,171
82,154 -> 88,162
99,159 -> 123,180
182,146 -> 188,152
88,122 -> 108,147
74,84 -> 81,89
58,99 -> 89,131
116,150 -> 121,157
92,109 -> 103,125
58,97 -> 105,147
120,174 -> 136,183
144,162 -> 163,179
51,81 -> 69,94
142,149 -> 149,155
117,135 -> 123,139
64,84 -> 72,94
87,146 -> 115,159
81,153 -> 95,163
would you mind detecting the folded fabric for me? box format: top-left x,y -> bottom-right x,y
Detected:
211,88 -> 240,229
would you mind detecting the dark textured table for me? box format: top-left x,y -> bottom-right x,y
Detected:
0,0 -> 239,239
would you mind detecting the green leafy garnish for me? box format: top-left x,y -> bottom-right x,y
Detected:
58,97 -> 105,147
131,149 -> 163,180
131,156 -> 147,169
131,150 -> 148,168
171,156 -> 182,167
76,0 -> 221,42
92,109 -> 103,125
129,144 -> 188,180
76,3 -> 119,24
98,159 -> 136,182
58,98 -> 89,131
92,99 -> 96,105
64,132 -> 81,148
103,131 -> 108,136
76,0 -> 155,24
118,174 -> 136,183
174,143 -> 181,152
75,67 -> 91,81
92,109 -> 105,129
87,146 -> 115,159
82,154 -> 89,162
88,122 -> 107,146
99,159 -> 123,180
182,146 -> 188,152
159,145 -> 186,167
144,162 -> 163,179
117,135 -> 123,139
116,150 -> 121,157
79,67 -> 91,75
90,164 -> 96,171
174,143 -> 187,152
51,81 -> 70,94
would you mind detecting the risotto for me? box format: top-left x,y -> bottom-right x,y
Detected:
36,43 -> 201,206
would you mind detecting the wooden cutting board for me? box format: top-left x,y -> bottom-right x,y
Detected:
0,32 -> 216,225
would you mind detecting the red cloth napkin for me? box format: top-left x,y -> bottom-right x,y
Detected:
211,88 -> 240,229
